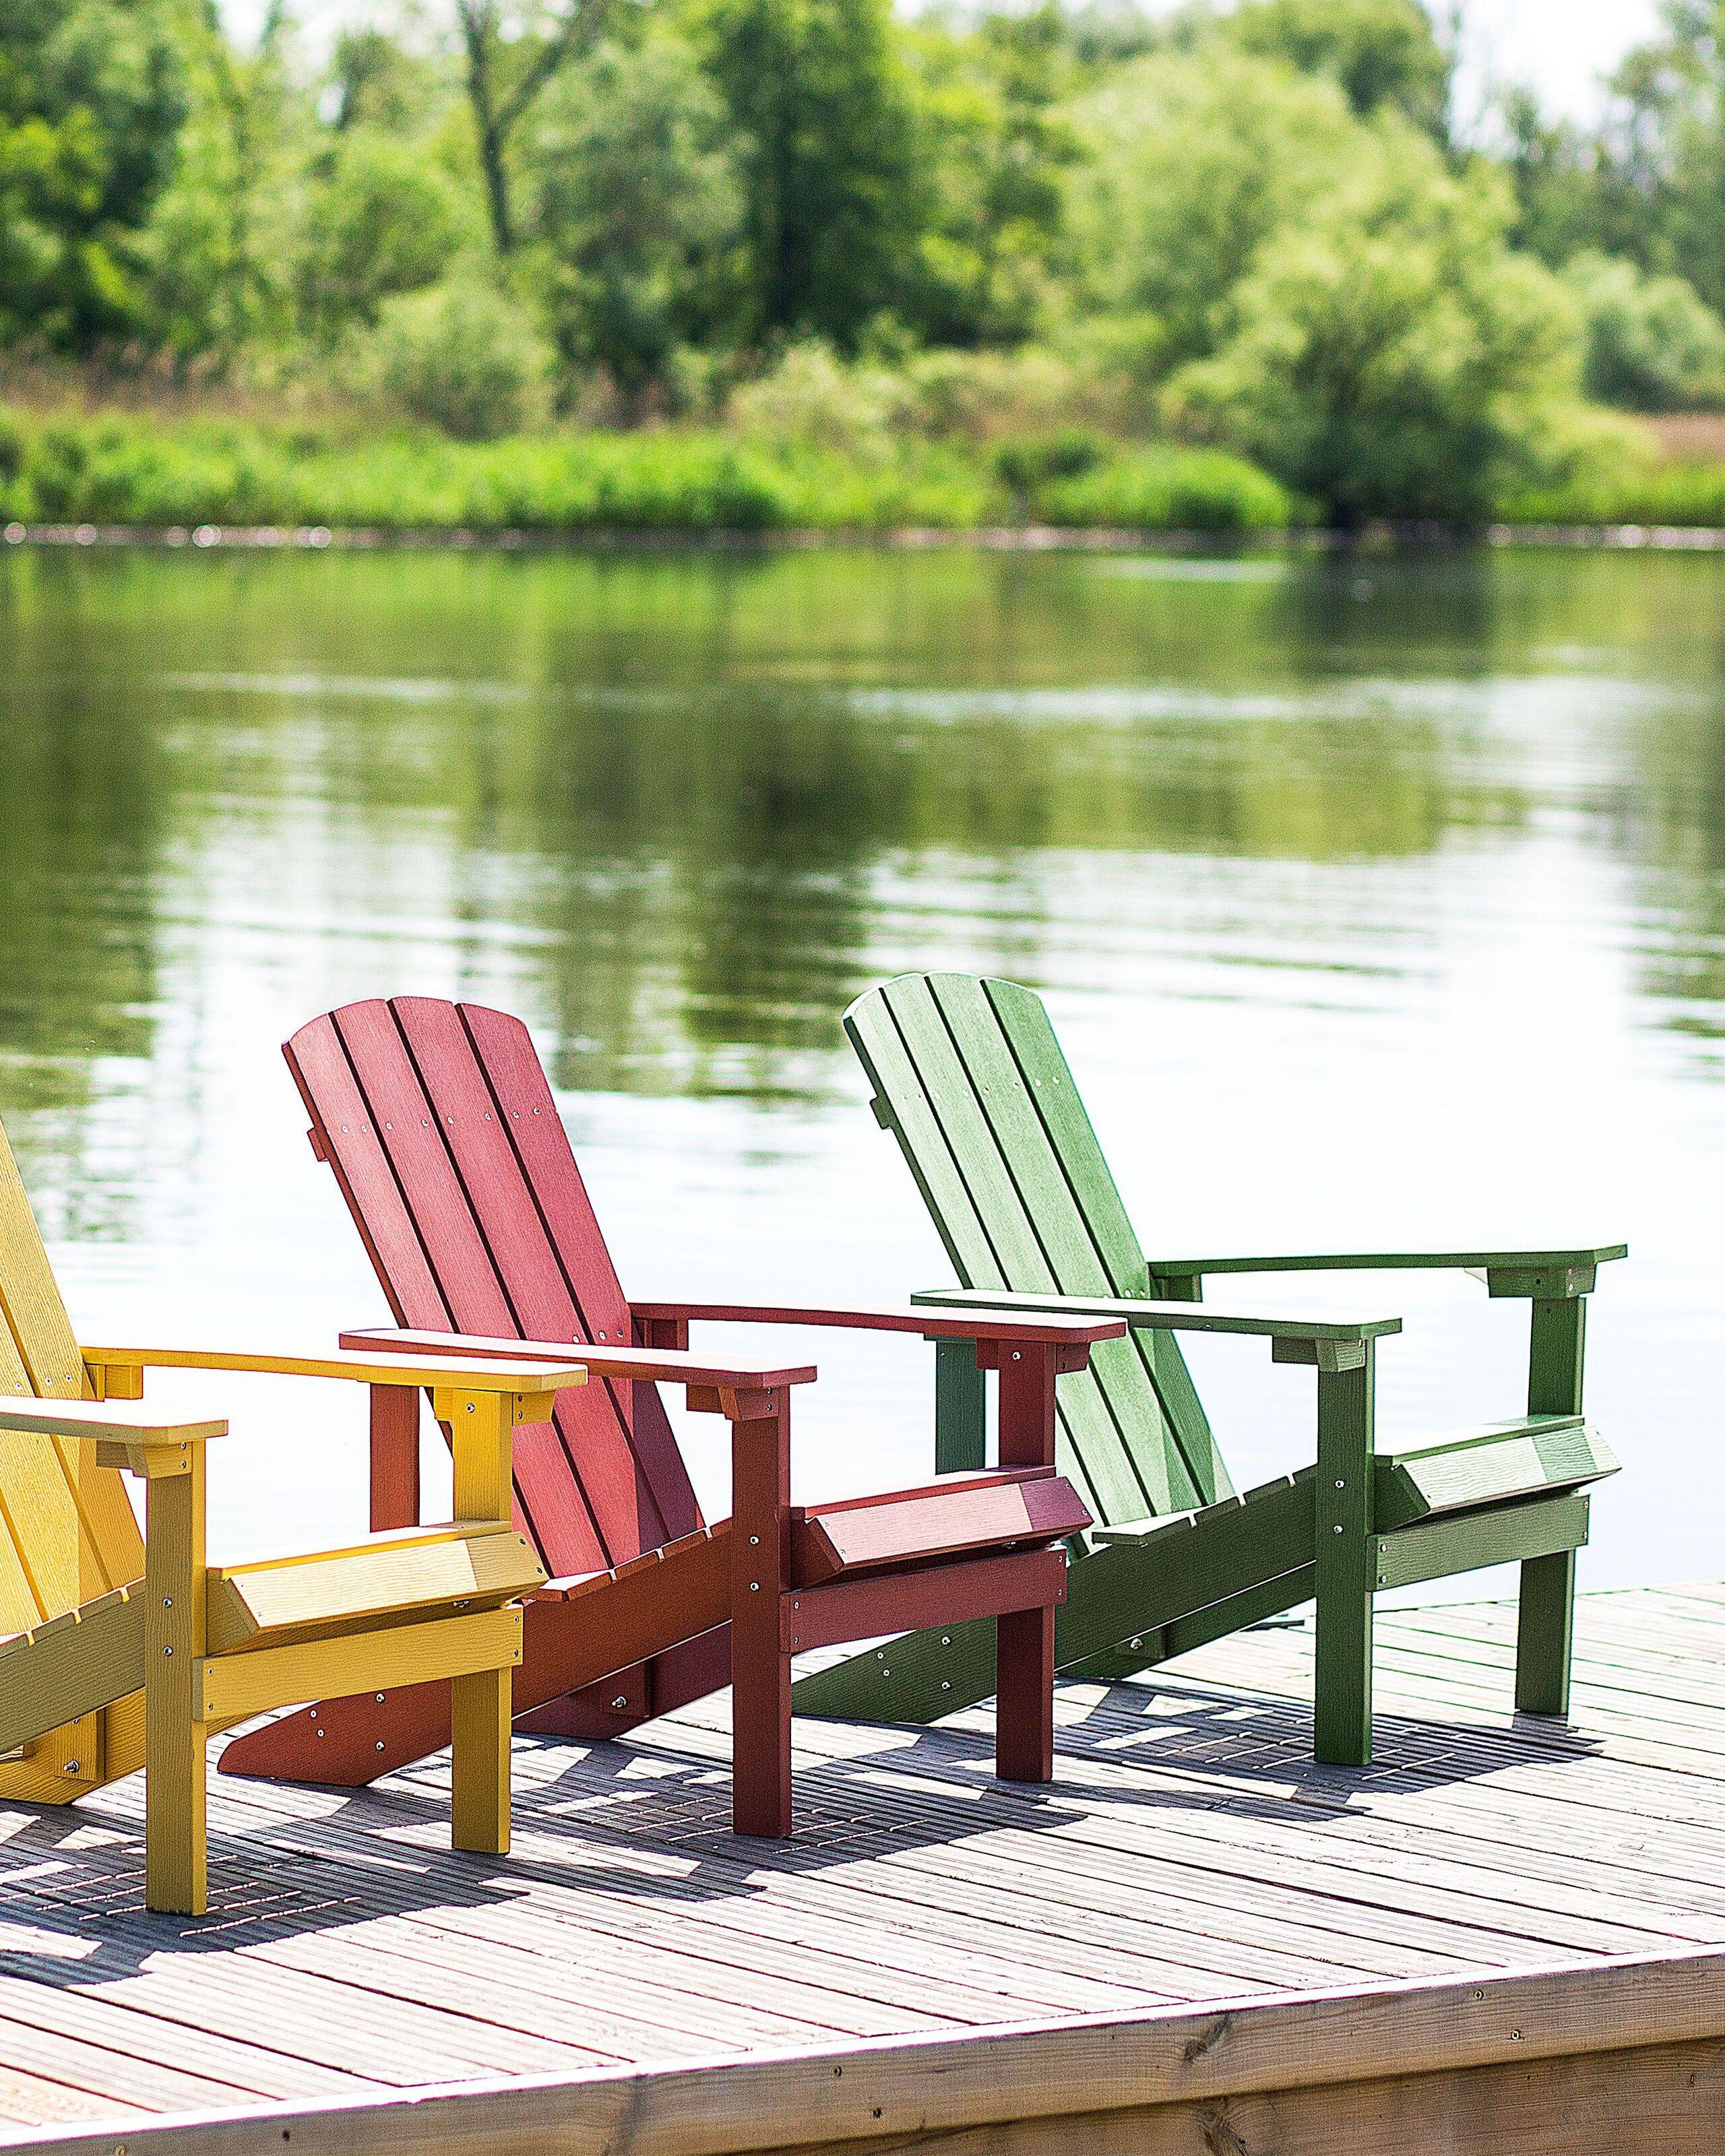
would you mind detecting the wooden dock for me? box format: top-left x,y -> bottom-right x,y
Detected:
2,1584 -> 1725,2152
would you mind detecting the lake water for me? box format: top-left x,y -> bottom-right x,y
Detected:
3,540 -> 1722,1594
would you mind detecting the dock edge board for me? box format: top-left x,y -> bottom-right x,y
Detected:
10,1942 -> 1725,2156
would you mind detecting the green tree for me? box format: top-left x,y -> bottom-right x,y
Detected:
1227,0 -> 1452,137
1577,3 -> 1725,305
904,5 -> 1073,348
1565,249 -> 1725,410
454,0 -> 621,259
528,29 -> 743,406
0,0 -> 190,349
685,0 -> 924,349
1067,46 -> 1361,377
1497,87 -> 1603,267
138,1 -> 301,367
296,128 -> 474,340
1166,126 -> 1588,523
329,26 -> 443,135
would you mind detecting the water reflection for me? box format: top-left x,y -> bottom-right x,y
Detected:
1,542 -> 1724,1583
0,546 -> 1571,1123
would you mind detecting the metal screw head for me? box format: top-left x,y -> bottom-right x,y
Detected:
611,1696 -> 628,1710
375,1694 -> 385,1704
63,1761 -> 80,1775
1334,1478 -> 1345,1489
749,1581 -> 760,1591
748,1534 -> 759,1546
941,1635 -> 951,1647
941,1682 -> 951,1692
376,1741 -> 386,1752
1332,1523 -> 1345,1535
1011,1350 -> 1021,1362
162,1595 -> 172,1608
465,1402 -> 475,1414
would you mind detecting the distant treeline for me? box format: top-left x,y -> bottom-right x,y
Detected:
7,0 -> 1725,524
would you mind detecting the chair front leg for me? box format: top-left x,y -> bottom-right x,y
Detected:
1312,1341 -> 1376,1767
1515,1295 -> 1586,1716
444,1387 -> 515,1856
142,1445 -> 209,1915
730,1387 -> 792,1837
994,1344 -> 1059,1783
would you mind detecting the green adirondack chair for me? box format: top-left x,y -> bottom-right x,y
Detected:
790,973 -> 1624,1765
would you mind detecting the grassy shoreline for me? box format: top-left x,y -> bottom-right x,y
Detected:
0,407 -> 1293,535
5,406 -> 1725,538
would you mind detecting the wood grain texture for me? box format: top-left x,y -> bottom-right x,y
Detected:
267,1001 -> 1085,1813
142,1450 -> 208,1915
80,1347 -> 588,1396
199,1607 -> 524,1723
790,1473 -> 1088,1583
10,1952 -> 1725,2156
206,1528 -> 542,1653
3,1586 -> 1725,2142
782,1546 -> 1066,1652
0,1585 -> 145,1754
819,973 -> 1615,1758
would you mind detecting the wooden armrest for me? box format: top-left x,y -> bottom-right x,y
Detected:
629,1299 -> 1127,1347
340,1327 -> 817,1391
82,1343 -> 588,1395
909,1288 -> 1402,1345
0,1396 -> 227,1445
1142,1244 -> 1627,1290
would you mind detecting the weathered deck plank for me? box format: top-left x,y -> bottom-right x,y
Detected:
0,1585 -> 1723,2147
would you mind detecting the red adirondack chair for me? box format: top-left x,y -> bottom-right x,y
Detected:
217,998 -> 1117,1834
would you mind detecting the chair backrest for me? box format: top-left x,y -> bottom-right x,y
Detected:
0,1122 -> 144,1630
844,973 -> 1232,1523
285,998 -> 702,1579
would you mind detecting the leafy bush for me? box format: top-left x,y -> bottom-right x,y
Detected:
726,341 -> 918,462
904,347 -> 1133,443
1068,45 -> 1602,524
356,281 -> 555,441
1563,252 -> 1725,414
1161,119 -> 1589,523
1500,435 -> 1725,526
1033,445 -> 1294,530
993,427 -> 1108,495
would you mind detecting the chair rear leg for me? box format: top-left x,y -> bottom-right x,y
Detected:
1513,1548 -> 1576,1717
995,1605 -> 1054,1783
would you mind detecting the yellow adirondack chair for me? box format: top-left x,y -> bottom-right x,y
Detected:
0,1117 -> 581,1914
